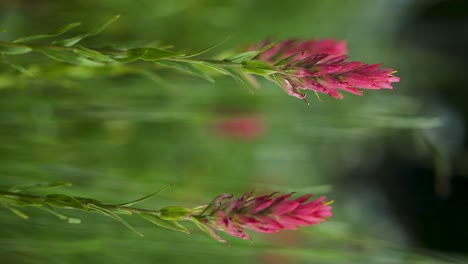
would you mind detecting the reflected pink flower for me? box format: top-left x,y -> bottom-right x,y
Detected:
212,114 -> 266,140
197,192 -> 332,242
250,39 -> 399,102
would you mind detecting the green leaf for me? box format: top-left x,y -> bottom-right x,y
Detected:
38,48 -> 103,66
37,205 -> 81,224
87,204 -> 143,237
53,15 -> 120,47
195,61 -> 231,75
117,185 -> 172,207
274,53 -> 299,66
10,181 -> 72,193
0,43 -> 32,55
112,49 -> 147,62
1,202 -> 29,219
182,36 -> 231,58
131,47 -> 182,61
73,197 -> 103,205
12,22 -> 81,43
0,54 -> 34,76
9,207 -> 29,219
190,217 -> 229,245
73,45 -> 113,62
156,61 -> 214,82
140,213 -> 191,234
225,43 -> 274,63
224,67 -> 255,94
110,50 -> 147,63
45,194 -> 87,210
225,51 -> 260,63
159,206 -> 191,221
0,27 -> 5,33
242,60 -> 278,75
7,63 -> 33,76
192,61 -> 260,89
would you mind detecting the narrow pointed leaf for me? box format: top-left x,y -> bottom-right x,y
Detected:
37,205 -> 81,224
131,47 -> 182,61
0,43 -> 32,55
38,48 -> 103,66
10,181 -> 72,193
191,217 -> 229,245
53,15 -> 120,47
13,22 -> 81,43
182,36 -> 231,58
224,68 -> 254,94
196,61 -> 230,75
73,45 -> 113,62
45,194 -> 87,209
87,204 -> 143,237
0,54 -> 33,76
141,213 -> 191,234
225,51 -> 260,63
2,203 -> 29,219
225,43 -> 274,63
116,185 -> 172,207
242,60 -> 278,75
157,61 -> 214,82
274,53 -> 300,66
112,49 -> 148,62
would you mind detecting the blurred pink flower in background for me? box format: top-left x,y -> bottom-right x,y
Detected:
212,114 -> 266,140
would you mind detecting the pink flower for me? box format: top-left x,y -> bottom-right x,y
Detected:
250,39 -> 399,102
212,114 -> 266,140
196,192 -> 333,243
253,39 -> 347,63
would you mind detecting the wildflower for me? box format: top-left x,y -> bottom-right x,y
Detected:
253,38 -> 347,63
194,192 -> 332,243
251,39 -> 399,102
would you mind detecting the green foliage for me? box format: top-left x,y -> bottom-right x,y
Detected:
241,60 -> 278,75
225,43 -> 274,63
12,22 -> 82,43
52,15 -> 120,47
0,18 -> 284,95
140,213 -> 191,234
9,181 -> 72,192
0,43 -> 32,55
0,184 -> 197,240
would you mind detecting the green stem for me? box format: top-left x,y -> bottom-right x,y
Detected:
0,41 -> 242,67
0,190 -> 161,215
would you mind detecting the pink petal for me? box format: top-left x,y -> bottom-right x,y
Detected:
278,214 -> 311,226
335,61 -> 363,73
294,194 -> 313,203
270,200 -> 300,215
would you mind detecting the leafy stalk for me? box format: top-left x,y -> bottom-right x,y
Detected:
0,187 -> 187,235
0,16 -> 278,93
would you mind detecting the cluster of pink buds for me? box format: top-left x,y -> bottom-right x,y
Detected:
250,39 -> 399,102
194,192 -> 332,244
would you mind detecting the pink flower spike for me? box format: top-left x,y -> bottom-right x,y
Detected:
247,38 -> 399,102
195,192 -> 333,243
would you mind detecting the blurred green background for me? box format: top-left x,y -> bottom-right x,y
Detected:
1,0 -> 467,263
